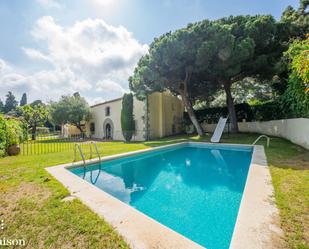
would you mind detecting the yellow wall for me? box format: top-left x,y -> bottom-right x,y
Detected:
148,92 -> 184,138
62,123 -> 85,137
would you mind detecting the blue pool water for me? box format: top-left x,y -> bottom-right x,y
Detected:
70,143 -> 252,249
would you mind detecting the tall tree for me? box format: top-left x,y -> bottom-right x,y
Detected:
274,0 -> 309,94
281,0 -> 309,40
121,93 -> 135,142
20,93 -> 27,106
129,26 -> 218,136
17,104 -> 50,140
4,91 -> 18,113
196,15 -> 279,132
50,93 -> 91,133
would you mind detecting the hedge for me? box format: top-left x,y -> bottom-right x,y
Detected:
185,100 -> 300,124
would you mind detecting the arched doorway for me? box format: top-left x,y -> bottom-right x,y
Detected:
103,118 -> 114,140
105,123 -> 112,139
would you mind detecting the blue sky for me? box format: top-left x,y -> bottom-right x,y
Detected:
0,0 -> 299,104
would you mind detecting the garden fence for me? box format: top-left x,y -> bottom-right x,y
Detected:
17,130 -> 151,156
18,132 -> 87,156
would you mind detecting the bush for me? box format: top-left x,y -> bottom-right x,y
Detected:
0,115 -> 7,157
0,116 -> 24,157
6,119 -> 23,146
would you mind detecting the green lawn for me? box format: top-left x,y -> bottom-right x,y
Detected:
0,133 -> 308,249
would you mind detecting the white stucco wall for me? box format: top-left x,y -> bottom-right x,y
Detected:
88,97 -> 146,141
202,118 -> 309,150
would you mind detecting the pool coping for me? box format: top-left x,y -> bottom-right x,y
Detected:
46,142 -> 282,249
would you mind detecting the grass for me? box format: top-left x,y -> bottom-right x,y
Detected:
0,133 -> 308,249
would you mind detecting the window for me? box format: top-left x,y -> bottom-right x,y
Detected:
90,123 -> 95,134
105,106 -> 110,116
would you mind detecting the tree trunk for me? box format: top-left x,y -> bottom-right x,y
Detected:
223,81 -> 239,133
31,126 -> 36,140
180,91 -> 204,136
76,124 -> 84,137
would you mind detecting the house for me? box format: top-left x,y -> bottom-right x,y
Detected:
85,92 -> 184,141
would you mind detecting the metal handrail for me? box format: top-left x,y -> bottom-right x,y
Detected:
89,141 -> 101,161
73,142 -> 102,183
252,135 -> 270,147
74,143 -> 86,164
74,143 -> 87,179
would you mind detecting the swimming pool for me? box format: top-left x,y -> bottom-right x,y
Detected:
69,143 -> 253,249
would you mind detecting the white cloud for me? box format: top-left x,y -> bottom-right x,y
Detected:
92,97 -> 105,105
36,0 -> 62,9
96,79 -> 127,94
22,47 -> 52,62
0,59 -> 92,102
1,16 -> 148,103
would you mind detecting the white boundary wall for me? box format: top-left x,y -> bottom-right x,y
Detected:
203,118 -> 309,150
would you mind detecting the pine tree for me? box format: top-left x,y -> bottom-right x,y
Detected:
20,93 -> 27,106
4,91 -> 18,113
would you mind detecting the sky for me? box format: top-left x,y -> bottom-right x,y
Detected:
0,0 -> 299,105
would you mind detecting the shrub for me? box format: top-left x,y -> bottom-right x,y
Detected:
6,118 -> 23,146
0,116 -> 24,157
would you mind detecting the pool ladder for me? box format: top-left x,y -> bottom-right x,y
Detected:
74,143 -> 86,165
89,141 -> 101,161
252,135 -> 270,147
73,142 -> 102,183
73,142 -> 101,163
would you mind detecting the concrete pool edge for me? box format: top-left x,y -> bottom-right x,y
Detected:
46,142 -> 203,249
230,145 -> 283,249
46,142 -> 282,249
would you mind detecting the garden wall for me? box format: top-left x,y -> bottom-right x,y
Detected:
203,118 -> 309,150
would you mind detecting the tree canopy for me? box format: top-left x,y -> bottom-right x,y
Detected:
4,91 -> 18,114
129,25 -> 219,136
195,15 -> 281,132
129,15 -> 281,134
281,0 -> 309,39
20,93 -> 27,106
50,93 -> 91,133
17,104 -> 50,140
